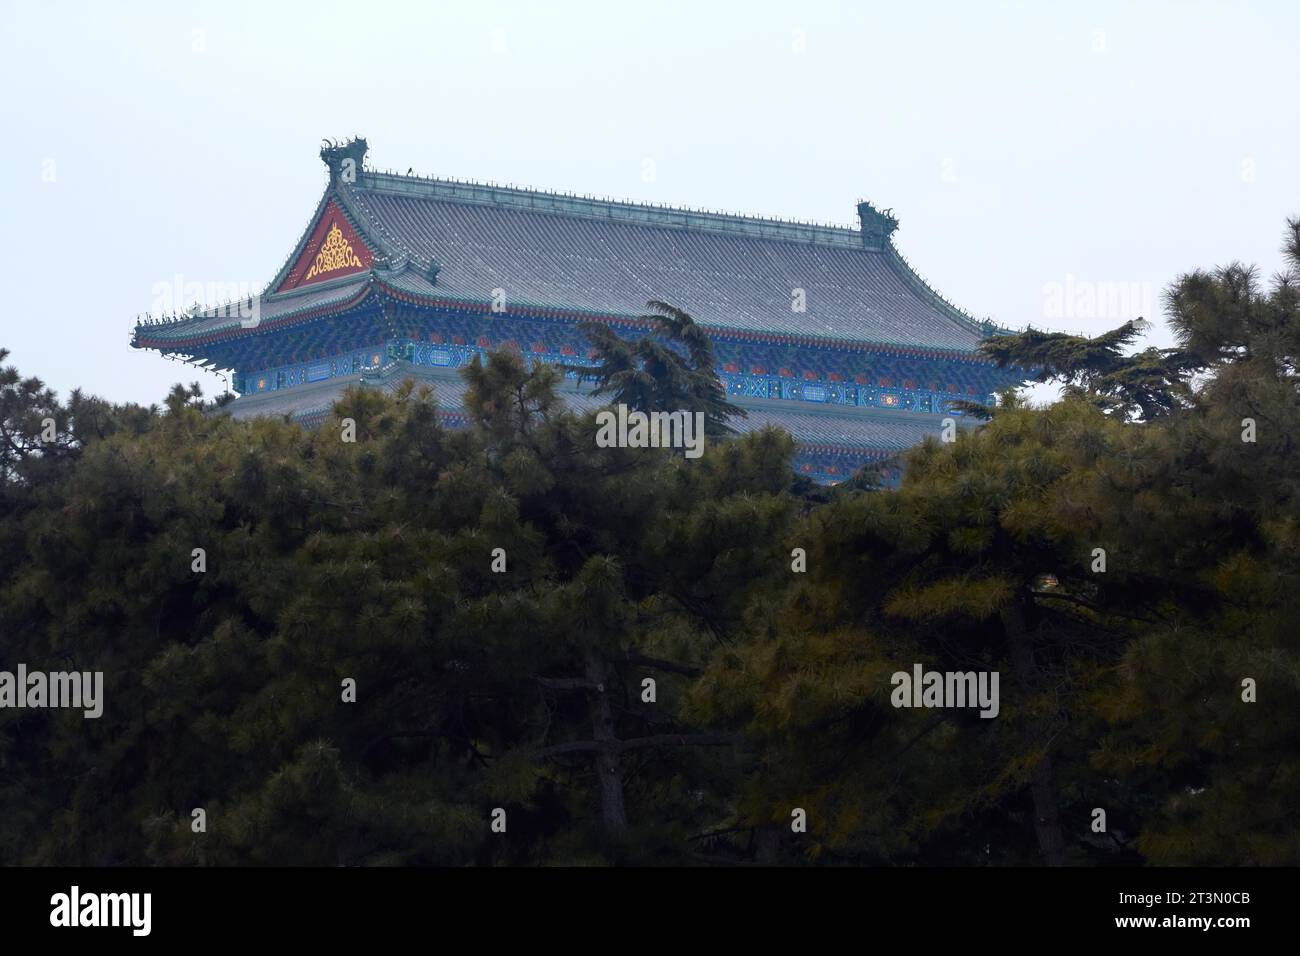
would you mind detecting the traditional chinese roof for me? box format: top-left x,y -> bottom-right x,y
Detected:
132,138 -> 1003,357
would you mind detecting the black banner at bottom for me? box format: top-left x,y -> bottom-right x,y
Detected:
0,865 -> 1280,942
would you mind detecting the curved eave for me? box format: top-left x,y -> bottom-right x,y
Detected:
134,279 -> 1013,376
131,276 -> 376,353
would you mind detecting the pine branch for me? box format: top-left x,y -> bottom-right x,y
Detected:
623,648 -> 702,678
533,732 -> 736,761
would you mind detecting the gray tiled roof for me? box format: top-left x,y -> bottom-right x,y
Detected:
339,176 -> 987,350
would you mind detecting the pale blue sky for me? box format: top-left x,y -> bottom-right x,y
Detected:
1,0 -> 1295,405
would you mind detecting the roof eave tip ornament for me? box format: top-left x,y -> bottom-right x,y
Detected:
320,136 -> 369,187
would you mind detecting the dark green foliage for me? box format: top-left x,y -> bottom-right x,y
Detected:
0,346 -> 788,865
686,219 -> 1300,864
568,300 -> 746,437
980,320 -> 1200,420
2,220 -> 1299,867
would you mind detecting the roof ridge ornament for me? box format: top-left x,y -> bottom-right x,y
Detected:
320,136 -> 369,186
856,200 -> 899,250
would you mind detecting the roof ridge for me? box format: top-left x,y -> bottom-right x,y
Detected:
353,167 -> 870,249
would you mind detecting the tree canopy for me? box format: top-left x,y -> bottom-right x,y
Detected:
1,220 -> 1297,866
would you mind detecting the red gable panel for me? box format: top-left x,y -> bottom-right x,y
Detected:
277,199 -> 375,292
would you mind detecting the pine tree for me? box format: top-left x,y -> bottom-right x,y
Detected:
568,300 -> 746,437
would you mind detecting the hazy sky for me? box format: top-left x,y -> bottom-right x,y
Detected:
1,0 -> 1296,406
